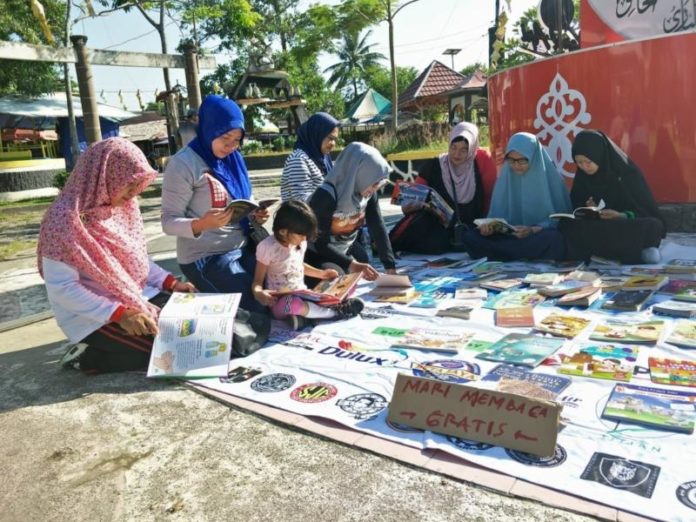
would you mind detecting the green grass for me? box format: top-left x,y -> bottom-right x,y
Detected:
0,196 -> 55,208
0,239 -> 36,260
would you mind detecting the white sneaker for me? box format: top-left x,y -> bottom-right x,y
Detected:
59,342 -> 88,370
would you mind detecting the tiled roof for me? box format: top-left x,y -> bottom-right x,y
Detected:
398,60 -> 466,107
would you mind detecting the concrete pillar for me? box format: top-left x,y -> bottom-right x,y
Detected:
70,35 -> 101,145
183,43 -> 201,110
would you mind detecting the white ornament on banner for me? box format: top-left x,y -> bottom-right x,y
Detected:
533,72 -> 592,178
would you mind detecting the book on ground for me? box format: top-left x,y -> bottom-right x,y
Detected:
495,306 -> 535,328
476,333 -> 565,368
559,344 -> 639,381
664,259 -> 696,274
590,319 -> 664,345
473,218 -> 516,235
652,300 -> 696,318
601,383 -> 696,434
597,276 -> 629,290
271,272 -> 362,305
556,286 -> 602,307
482,364 -> 571,400
538,280 -> 592,297
523,273 -> 564,287
454,287 -> 488,300
660,279 -> 696,295
601,290 -> 654,312
226,198 -> 279,225
484,289 -> 546,310
535,313 -> 591,338
649,357 -> 696,387
549,199 -> 605,220
566,270 -> 601,283
621,275 -> 669,292
480,277 -> 524,292
666,320 -> 696,349
674,288 -> 696,303
147,293 -> 241,378
367,273 -> 413,297
390,327 -> 473,353
436,305 -> 474,320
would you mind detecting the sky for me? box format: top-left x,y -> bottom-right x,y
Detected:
74,0 -> 539,112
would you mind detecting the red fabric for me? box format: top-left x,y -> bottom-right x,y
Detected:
109,305 -> 127,323
475,148 -> 497,215
37,138 -> 158,314
163,274 -> 177,292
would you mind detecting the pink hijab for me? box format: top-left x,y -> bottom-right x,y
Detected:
439,122 -> 479,204
37,138 -> 158,313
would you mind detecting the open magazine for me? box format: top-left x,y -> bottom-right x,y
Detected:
270,272 -> 362,306
550,199 -> 605,220
147,292 -> 241,378
391,181 -> 454,227
226,198 -> 279,225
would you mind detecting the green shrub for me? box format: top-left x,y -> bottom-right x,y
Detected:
52,170 -> 70,190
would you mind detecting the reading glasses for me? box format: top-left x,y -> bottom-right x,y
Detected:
505,157 -> 529,166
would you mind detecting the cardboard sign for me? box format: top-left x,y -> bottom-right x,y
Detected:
387,374 -> 561,457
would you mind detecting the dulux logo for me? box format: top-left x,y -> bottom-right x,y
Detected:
318,346 -> 403,366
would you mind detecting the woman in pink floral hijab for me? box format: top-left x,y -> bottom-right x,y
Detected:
38,138 -> 195,373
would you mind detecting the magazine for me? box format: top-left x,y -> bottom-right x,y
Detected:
652,300 -> 696,318
226,198 -> 278,225
392,181 -> 454,227
482,364 -> 571,400
390,327 -> 473,353
535,313 -> 591,339
601,383 -> 696,434
147,293 -> 241,378
476,333 -> 565,368
649,357 -> 696,387
473,218 -> 516,235
549,199 -> 605,220
589,319 -> 664,345
666,320 -> 696,349
558,344 -> 639,381
271,272 -> 362,306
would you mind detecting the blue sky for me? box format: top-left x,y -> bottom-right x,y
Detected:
74,0 -> 539,111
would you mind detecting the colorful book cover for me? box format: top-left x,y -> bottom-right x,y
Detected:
597,276 -> 629,290
666,320 -> 696,349
559,344 -> 639,381
649,357 -> 696,388
476,333 -> 565,368
390,327 -> 473,353
482,364 -> 571,400
660,279 -> 696,295
480,278 -> 524,292
535,313 -> 591,338
621,275 -> 668,292
495,307 -> 535,328
601,290 -> 654,311
523,273 -> 563,286
484,289 -> 546,310
556,286 -> 602,307
454,287 -> 488,300
590,319 -> 664,345
538,280 -> 592,297
602,383 -> 696,434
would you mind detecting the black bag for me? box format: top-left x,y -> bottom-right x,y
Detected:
389,210 -> 451,254
247,223 -> 271,248
231,307 -> 271,358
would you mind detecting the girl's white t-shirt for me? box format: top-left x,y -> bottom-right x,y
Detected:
256,235 -> 307,291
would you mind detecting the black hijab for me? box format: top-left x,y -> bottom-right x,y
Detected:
570,130 -> 661,219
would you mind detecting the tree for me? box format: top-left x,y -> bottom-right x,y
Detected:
363,64 -> 417,99
0,0 -> 65,96
324,30 -> 386,101
459,62 -> 488,77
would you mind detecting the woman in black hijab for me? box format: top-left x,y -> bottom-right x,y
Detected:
559,130 -> 665,264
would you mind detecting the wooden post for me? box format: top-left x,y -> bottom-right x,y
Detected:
70,35 -> 101,145
183,43 -> 201,110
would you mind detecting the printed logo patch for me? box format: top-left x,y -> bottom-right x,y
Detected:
447,436 -> 494,451
676,481 -> 696,511
250,373 -> 296,393
290,382 -> 338,403
336,393 -> 388,420
219,366 -> 261,384
412,359 -> 480,384
505,445 -> 567,467
581,452 -> 660,498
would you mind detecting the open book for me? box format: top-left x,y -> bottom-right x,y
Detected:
227,198 -> 279,225
270,272 -> 362,306
473,218 -> 516,235
367,273 -> 413,297
550,199 -> 605,220
147,292 -> 241,378
391,181 -> 454,227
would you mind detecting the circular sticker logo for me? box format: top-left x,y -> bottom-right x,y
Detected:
676,481 -> 696,511
337,393 -> 388,420
250,373 -> 296,393
290,382 -> 338,403
412,359 -> 480,383
385,419 -> 423,433
505,445 -> 567,467
446,436 -> 494,451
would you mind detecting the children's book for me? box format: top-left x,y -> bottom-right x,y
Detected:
557,286 -> 602,307
538,280 -> 592,297
476,333 -> 565,368
484,289 -> 546,310
480,278 -> 524,292
473,218 -> 516,235
549,199 -> 605,220
226,198 -> 278,225
523,273 -> 563,287
589,319 -> 664,345
559,344 -> 639,381
535,313 -> 591,339
482,364 -> 571,400
621,275 -> 669,292
271,272 -> 362,306
666,320 -> 696,349
390,327 -> 473,353
601,290 -> 654,312
436,305 -> 474,320
392,181 -> 454,227
664,259 -> 696,274
652,300 -> 696,318
495,307 -> 535,328
674,288 -> 696,303
649,357 -> 696,387
147,293 -> 241,378
601,383 -> 696,434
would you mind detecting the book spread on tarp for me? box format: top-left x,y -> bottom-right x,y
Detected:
476,333 -> 565,368
590,319 -> 664,345
147,292 -> 241,378
559,344 -> 639,382
550,199 -> 605,220
482,364 -> 571,400
649,357 -> 696,387
271,272 -> 362,305
666,319 -> 696,349
226,198 -> 279,225
535,313 -> 591,338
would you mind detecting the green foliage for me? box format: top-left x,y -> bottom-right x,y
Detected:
324,29 -> 386,100
363,64 -> 417,99
459,62 -> 489,77
0,0 -> 65,96
52,170 -> 70,190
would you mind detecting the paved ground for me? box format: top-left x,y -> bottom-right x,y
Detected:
0,170 -> 689,521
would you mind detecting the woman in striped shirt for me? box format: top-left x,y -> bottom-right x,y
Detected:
281,112 -> 340,202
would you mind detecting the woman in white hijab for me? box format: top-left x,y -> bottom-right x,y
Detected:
307,142 -> 396,280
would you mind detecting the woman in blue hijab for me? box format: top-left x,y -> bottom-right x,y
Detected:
161,95 -> 268,312
460,132 -> 572,261
281,112 -> 340,201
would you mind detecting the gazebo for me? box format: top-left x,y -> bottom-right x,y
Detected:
398,61 -> 467,117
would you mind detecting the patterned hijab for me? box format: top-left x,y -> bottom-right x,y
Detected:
439,122 -> 479,204
488,132 -> 572,225
295,112 -> 339,175
37,138 -> 158,313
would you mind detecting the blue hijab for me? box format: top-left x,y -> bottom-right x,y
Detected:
295,112 -> 339,175
189,95 -> 252,201
488,132 -> 572,225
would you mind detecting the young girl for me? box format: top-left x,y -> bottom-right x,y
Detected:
252,200 -> 364,330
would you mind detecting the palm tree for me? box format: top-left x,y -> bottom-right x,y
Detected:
324,30 -> 386,101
